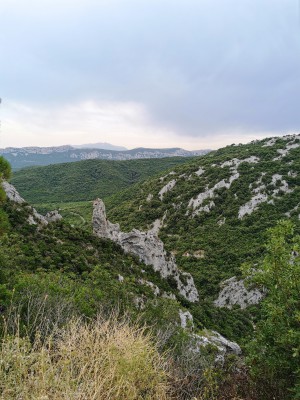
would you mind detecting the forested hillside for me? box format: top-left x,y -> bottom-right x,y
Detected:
1,134 -> 299,398
108,135 -> 300,266
11,157 -> 192,203
0,157 -> 248,399
105,134 -> 300,333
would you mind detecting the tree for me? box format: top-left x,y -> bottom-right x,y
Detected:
0,156 -> 11,181
0,157 -> 11,234
242,220 -> 300,399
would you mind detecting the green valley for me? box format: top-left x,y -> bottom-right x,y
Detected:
11,157 -> 192,203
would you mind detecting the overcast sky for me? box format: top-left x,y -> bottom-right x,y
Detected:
1,0 -> 300,149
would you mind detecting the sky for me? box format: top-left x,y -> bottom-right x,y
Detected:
1,0 -> 300,150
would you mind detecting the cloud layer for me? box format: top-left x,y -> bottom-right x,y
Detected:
1,0 -> 300,148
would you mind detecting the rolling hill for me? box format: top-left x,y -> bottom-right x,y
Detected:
11,157 -> 193,204
104,134 -> 300,325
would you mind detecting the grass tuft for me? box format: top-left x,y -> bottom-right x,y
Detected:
0,314 -> 168,399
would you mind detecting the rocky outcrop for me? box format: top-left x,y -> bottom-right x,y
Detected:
178,309 -> 241,362
2,181 -> 48,226
238,173 -> 293,219
92,198 -> 199,302
187,157 -> 259,217
159,179 -> 177,200
192,330 -> 242,362
2,181 -> 62,226
179,309 -> 194,329
45,210 -> 63,223
273,135 -> 300,161
138,279 -> 161,296
214,276 -> 264,309
2,181 -> 25,204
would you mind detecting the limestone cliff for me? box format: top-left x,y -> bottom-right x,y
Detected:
2,181 -> 48,225
2,181 -> 61,225
92,198 -> 199,302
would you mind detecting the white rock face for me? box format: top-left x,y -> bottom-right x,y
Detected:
219,156 -> 259,169
92,199 -> 199,302
146,193 -> 153,202
149,213 -> 167,235
133,296 -> 145,310
179,309 -> 194,329
159,179 -> 177,200
45,210 -> 62,222
188,157 -> 259,217
195,167 -> 205,176
196,200 -> 215,214
175,309 -> 241,361
238,193 -> 268,219
214,276 -> 264,309
271,174 -> 292,195
273,136 -> 300,160
238,173 -> 293,219
188,176 -> 238,216
2,181 -> 25,204
262,137 -> 277,147
162,292 -> 177,300
190,330 -> 242,361
217,217 -> 226,226
183,250 -> 205,259
138,279 -> 160,296
178,308 -> 241,357
288,171 -> 297,178
2,181 -> 48,225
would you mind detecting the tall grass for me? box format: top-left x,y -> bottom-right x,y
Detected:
0,295 -> 254,399
0,315 -> 168,400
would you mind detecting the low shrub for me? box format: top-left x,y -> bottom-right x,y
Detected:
0,315 -> 168,400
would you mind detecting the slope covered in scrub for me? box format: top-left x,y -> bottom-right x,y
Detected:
105,134 -> 300,335
11,157 -> 193,204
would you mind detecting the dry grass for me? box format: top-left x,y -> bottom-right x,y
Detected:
0,315 -> 169,400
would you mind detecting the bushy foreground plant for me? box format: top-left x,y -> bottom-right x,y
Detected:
0,315 -> 169,400
0,156 -> 11,235
242,220 -> 300,399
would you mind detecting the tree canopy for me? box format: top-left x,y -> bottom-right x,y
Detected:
243,220 -> 300,399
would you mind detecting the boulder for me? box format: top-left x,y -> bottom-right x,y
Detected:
214,276 -> 264,309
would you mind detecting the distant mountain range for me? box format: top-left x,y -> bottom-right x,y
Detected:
0,144 -> 210,170
72,142 -> 128,151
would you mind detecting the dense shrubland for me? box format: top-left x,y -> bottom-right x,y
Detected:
105,136 -> 300,340
0,185 -> 224,399
242,220 -> 300,399
11,157 -> 191,203
0,157 -> 11,235
1,134 -> 300,399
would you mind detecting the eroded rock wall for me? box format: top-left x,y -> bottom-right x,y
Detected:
92,198 -> 199,302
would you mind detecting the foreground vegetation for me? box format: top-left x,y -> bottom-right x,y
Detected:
243,220 -> 300,399
1,315 -> 169,400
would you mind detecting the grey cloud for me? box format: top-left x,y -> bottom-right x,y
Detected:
1,0 -> 300,138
